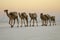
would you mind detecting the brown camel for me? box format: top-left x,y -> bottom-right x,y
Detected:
4,9 -> 19,28
50,16 -> 56,26
40,13 -> 56,26
43,14 -> 56,26
19,12 -> 28,27
40,13 -> 48,26
29,13 -> 38,26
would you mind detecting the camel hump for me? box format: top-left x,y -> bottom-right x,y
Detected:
44,15 -> 49,19
51,16 -> 55,21
30,13 -> 37,17
9,12 -> 17,16
21,12 -> 28,17
33,13 -> 37,17
21,12 -> 26,15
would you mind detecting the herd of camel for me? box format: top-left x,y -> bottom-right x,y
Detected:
4,9 -> 56,28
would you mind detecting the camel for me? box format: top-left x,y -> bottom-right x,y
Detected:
19,12 -> 28,27
29,13 -> 38,26
40,13 -> 48,26
49,16 -> 56,26
40,13 -> 56,26
4,9 -> 19,28
43,14 -> 56,26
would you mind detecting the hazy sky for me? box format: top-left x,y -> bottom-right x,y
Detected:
0,0 -> 60,22
0,0 -> 60,16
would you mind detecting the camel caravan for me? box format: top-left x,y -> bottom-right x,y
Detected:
4,9 -> 56,28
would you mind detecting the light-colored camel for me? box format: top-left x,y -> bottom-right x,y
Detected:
29,13 -> 38,26
4,9 -> 19,28
19,12 -> 28,27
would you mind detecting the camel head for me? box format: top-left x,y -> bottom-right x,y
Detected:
40,13 -> 43,16
4,9 -> 9,17
21,12 -> 27,16
40,13 -> 44,20
4,9 -> 8,13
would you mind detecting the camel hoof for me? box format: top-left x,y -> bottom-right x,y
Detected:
25,25 -> 28,27
37,25 -> 38,26
41,25 -> 44,26
49,25 -> 51,26
32,25 -> 34,27
20,26 -> 22,27
29,24 -> 31,27
45,25 -> 47,26
11,25 -> 13,28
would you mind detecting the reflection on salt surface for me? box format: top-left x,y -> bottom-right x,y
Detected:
0,22 -> 60,40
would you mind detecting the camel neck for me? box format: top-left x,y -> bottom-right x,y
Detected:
5,11 -> 9,17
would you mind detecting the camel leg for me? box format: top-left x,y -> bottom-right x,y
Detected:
24,19 -> 25,26
24,19 -> 28,27
49,19 -> 51,26
45,20 -> 47,26
9,19 -> 11,26
9,19 -> 15,28
12,19 -> 15,27
11,19 -> 16,28
35,19 -> 38,26
14,19 -> 15,24
30,19 -> 32,26
9,19 -> 12,25
52,21 -> 54,26
10,19 -> 14,28
27,20 -> 28,26
27,18 -> 28,27
20,19 -> 23,27
53,20 -> 56,26
9,19 -> 10,24
46,20 -> 49,26
9,19 -> 13,28
13,19 -> 15,26
54,20 -> 56,25
41,20 -> 44,26
9,20 -> 13,28
55,21 -> 56,25
17,18 -> 19,27
54,17 -> 56,25
23,19 -> 27,27
32,19 -> 34,26
26,19 -> 28,27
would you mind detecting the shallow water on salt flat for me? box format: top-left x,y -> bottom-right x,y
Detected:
0,22 -> 60,40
